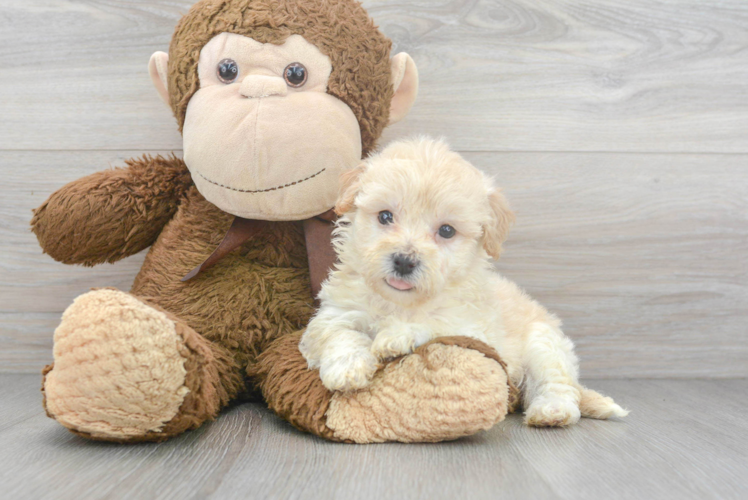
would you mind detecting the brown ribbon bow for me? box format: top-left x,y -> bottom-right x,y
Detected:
181,210 -> 338,300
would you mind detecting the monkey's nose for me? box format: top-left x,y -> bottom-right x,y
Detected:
392,253 -> 419,277
239,75 -> 288,99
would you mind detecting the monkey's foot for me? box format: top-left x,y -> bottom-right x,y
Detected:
253,334 -> 514,443
42,289 -> 228,442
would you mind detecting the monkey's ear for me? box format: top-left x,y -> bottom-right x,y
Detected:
482,189 -> 515,260
149,51 -> 170,106
389,53 -> 419,125
335,164 -> 368,215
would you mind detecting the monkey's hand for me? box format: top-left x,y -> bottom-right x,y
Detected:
31,154 -> 192,266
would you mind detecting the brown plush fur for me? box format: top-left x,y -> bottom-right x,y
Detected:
150,300 -> 247,440
33,0 -> 510,443
168,0 -> 394,155
249,331 -> 341,441
35,155 -> 319,441
131,178 -> 316,372
32,155 -> 192,266
251,333 -> 517,443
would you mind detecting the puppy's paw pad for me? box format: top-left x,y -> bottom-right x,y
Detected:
319,351 -> 378,392
525,397 -> 581,427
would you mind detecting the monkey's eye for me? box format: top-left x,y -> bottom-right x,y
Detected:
217,59 -> 239,84
284,62 -> 308,88
378,211 -> 394,225
438,225 -> 456,239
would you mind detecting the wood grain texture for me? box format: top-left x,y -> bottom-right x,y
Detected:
0,375 -> 746,499
0,0 -> 747,152
1,0 -> 747,376
2,150 -> 746,376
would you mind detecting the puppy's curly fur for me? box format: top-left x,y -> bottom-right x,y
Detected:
300,137 -> 628,427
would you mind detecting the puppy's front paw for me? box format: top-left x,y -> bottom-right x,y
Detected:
371,324 -> 432,360
319,350 -> 379,392
524,395 -> 581,427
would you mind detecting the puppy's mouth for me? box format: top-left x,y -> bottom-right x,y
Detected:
385,277 -> 415,292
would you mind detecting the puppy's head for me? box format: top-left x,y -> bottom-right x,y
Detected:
335,137 -> 514,306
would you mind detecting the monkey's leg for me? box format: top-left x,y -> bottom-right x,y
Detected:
42,289 -> 245,443
251,333 -> 515,443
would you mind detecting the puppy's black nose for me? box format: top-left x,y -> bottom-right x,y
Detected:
392,253 -> 419,277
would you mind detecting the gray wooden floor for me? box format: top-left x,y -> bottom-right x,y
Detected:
0,375 -> 746,500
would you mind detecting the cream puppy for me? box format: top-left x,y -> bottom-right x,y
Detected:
300,137 -> 628,427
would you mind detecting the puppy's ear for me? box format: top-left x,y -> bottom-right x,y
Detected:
482,189 -> 515,259
335,164 -> 367,215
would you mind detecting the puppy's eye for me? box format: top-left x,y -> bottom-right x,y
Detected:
284,62 -> 308,88
378,211 -> 394,225
438,224 -> 456,239
217,59 -> 239,83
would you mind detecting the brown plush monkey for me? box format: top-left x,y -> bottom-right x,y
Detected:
32,0 -> 514,444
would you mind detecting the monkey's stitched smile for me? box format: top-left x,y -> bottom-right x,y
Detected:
195,168 -> 326,193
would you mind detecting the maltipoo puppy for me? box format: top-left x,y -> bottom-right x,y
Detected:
300,137 -> 628,427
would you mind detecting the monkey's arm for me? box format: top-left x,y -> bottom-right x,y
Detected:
31,154 -> 192,266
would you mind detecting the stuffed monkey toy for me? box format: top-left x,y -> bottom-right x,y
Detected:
32,0 -> 516,444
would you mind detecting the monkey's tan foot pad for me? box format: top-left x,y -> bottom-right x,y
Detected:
42,289 -> 192,441
254,333 -> 513,444
327,337 -> 511,443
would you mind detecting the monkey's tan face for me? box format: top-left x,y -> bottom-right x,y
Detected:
182,33 -> 362,220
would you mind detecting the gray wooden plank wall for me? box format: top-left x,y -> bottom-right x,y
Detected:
0,0 -> 746,376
